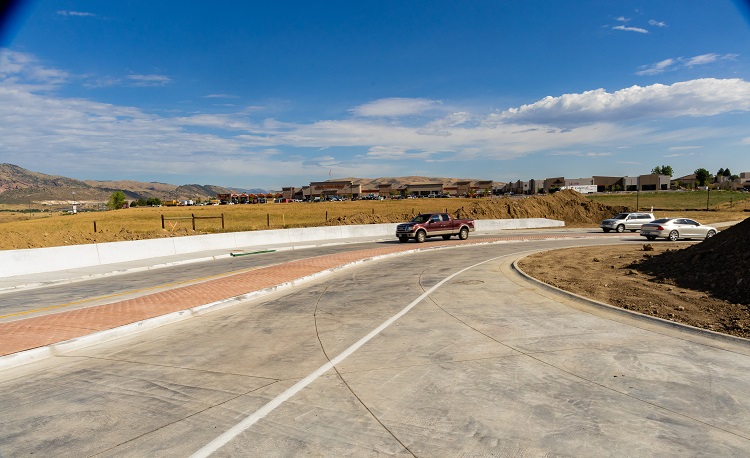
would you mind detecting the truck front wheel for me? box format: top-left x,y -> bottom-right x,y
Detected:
415,230 -> 426,243
458,227 -> 469,240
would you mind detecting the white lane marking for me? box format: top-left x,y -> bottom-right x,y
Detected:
190,253 -> 508,457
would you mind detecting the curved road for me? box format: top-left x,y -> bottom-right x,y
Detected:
1,234 -> 750,456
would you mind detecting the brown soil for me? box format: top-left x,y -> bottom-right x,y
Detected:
518,217 -> 750,339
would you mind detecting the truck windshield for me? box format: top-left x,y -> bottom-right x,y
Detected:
410,215 -> 430,223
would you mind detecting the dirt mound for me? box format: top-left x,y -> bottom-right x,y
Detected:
324,190 -> 626,227
633,218 -> 750,304
452,190 -> 627,225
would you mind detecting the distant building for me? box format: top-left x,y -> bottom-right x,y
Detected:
405,183 -> 444,197
671,174 -> 697,189
309,181 -> 361,199
638,174 -> 670,191
544,177 -> 565,193
593,176 -> 626,192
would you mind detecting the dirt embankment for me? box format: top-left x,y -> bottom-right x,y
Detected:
453,190 -> 628,225
633,217 -> 750,305
326,190 -> 627,227
519,218 -> 750,338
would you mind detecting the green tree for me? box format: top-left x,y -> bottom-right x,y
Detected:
694,168 -> 711,187
651,165 -> 673,176
108,191 -> 127,210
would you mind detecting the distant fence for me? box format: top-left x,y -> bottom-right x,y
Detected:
162,213 -> 224,231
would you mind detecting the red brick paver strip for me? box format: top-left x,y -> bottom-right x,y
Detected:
0,233 -> 605,356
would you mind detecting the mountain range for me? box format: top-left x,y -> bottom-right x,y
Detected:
0,164 -> 490,205
0,164 -> 245,204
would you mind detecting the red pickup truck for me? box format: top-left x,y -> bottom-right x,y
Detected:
396,213 -> 475,243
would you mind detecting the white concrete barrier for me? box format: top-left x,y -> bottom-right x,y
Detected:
474,218 -> 565,231
0,218 -> 563,277
2,244 -> 101,277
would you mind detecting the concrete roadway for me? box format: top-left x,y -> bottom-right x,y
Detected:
2,234 -> 750,456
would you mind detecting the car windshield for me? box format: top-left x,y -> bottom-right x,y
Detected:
613,213 -> 630,219
651,218 -> 671,223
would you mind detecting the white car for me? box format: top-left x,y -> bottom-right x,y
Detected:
639,218 -> 718,241
600,212 -> 655,233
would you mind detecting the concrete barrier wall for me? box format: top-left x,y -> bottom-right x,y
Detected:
473,218 -> 565,231
2,244 -> 102,276
0,218 -> 563,277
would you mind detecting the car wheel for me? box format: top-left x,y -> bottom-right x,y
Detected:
398,236 -> 408,243
646,235 -> 656,241
415,230 -> 426,243
616,224 -> 625,233
705,230 -> 716,239
602,228 -> 610,233
668,230 -> 679,241
458,227 -> 469,240
442,235 -> 452,240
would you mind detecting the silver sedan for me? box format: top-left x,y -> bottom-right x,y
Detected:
639,218 -> 718,241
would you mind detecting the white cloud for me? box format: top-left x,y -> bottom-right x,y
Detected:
648,19 -> 667,27
550,151 -> 615,157
684,53 -> 737,67
636,58 -> 677,76
0,49 -> 69,89
203,94 -> 239,99
613,25 -> 648,34
637,53 -> 738,76
351,97 -> 441,117
127,74 -> 171,87
668,146 -> 702,150
57,11 -> 96,17
498,79 -> 750,126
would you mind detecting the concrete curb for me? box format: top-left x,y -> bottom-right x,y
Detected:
511,255 -> 750,349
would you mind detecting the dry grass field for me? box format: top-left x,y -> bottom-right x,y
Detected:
587,189 -> 750,211
0,198 -> 494,249
0,191 -> 748,250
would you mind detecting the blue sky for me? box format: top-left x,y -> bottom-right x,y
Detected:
1,1 -> 750,190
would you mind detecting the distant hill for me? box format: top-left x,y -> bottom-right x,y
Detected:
0,164 -> 242,205
0,163 -> 498,206
341,176 -> 488,189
